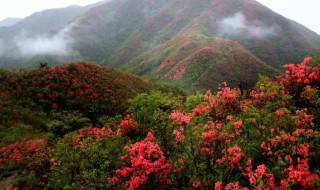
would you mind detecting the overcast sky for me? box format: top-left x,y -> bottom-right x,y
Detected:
0,0 -> 319,34
256,0 -> 320,34
0,0 -> 101,20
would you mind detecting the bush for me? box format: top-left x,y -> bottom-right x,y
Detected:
128,91 -> 180,125
46,110 -> 91,136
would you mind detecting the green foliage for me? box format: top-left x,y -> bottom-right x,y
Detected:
97,115 -> 123,129
128,91 -> 180,125
0,124 -> 34,145
46,135 -> 125,190
46,111 -> 91,136
0,103 -> 48,129
184,92 -> 206,112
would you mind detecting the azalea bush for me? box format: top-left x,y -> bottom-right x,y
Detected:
1,57 -> 320,189
0,63 -> 156,123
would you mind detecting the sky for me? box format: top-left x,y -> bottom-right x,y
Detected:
0,0 -> 102,20
256,0 -> 320,34
0,0 -> 319,34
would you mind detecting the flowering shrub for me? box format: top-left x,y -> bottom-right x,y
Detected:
117,114 -> 140,137
1,57 -> 319,189
115,133 -> 172,189
0,139 -> 46,167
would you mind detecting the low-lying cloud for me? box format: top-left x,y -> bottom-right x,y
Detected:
14,24 -> 76,57
218,12 -> 277,38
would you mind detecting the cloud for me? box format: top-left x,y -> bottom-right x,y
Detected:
218,12 -> 277,38
14,24 -> 77,57
220,12 -> 246,31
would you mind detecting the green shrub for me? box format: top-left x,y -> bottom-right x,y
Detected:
128,91 -> 180,125
46,110 -> 91,136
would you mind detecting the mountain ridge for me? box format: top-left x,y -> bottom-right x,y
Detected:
0,17 -> 23,27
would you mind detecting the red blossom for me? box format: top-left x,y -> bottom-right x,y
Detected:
0,139 -> 47,168
170,110 -> 191,125
51,103 -> 58,109
275,109 -> 284,116
232,121 -> 243,135
226,115 -> 233,121
225,182 -> 248,190
227,145 -> 244,169
281,157 -> 319,188
217,83 -> 238,107
173,129 -> 185,142
190,179 -> 201,188
215,182 -> 222,190
72,126 -> 113,147
117,114 -> 139,136
116,132 -> 172,189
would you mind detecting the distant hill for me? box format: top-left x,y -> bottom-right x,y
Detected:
124,34 -> 276,92
0,17 -> 23,27
0,5 -> 94,68
0,5 -> 89,44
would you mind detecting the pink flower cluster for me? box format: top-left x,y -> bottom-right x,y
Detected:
224,182 -> 248,190
280,57 -> 320,85
226,145 -> 244,169
217,83 -> 239,107
281,157 -> 318,188
170,110 -> 191,125
116,133 -> 172,190
173,129 -> 185,142
244,160 -> 275,188
73,126 -> 114,146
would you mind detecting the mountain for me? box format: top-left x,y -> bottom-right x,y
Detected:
0,17 -> 23,27
0,5 -> 96,68
68,0 -> 319,91
0,0 -> 320,92
0,5 -> 89,43
70,0 -> 320,66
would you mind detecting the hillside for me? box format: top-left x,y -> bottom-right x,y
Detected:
124,34 -> 276,92
0,62 -> 163,126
